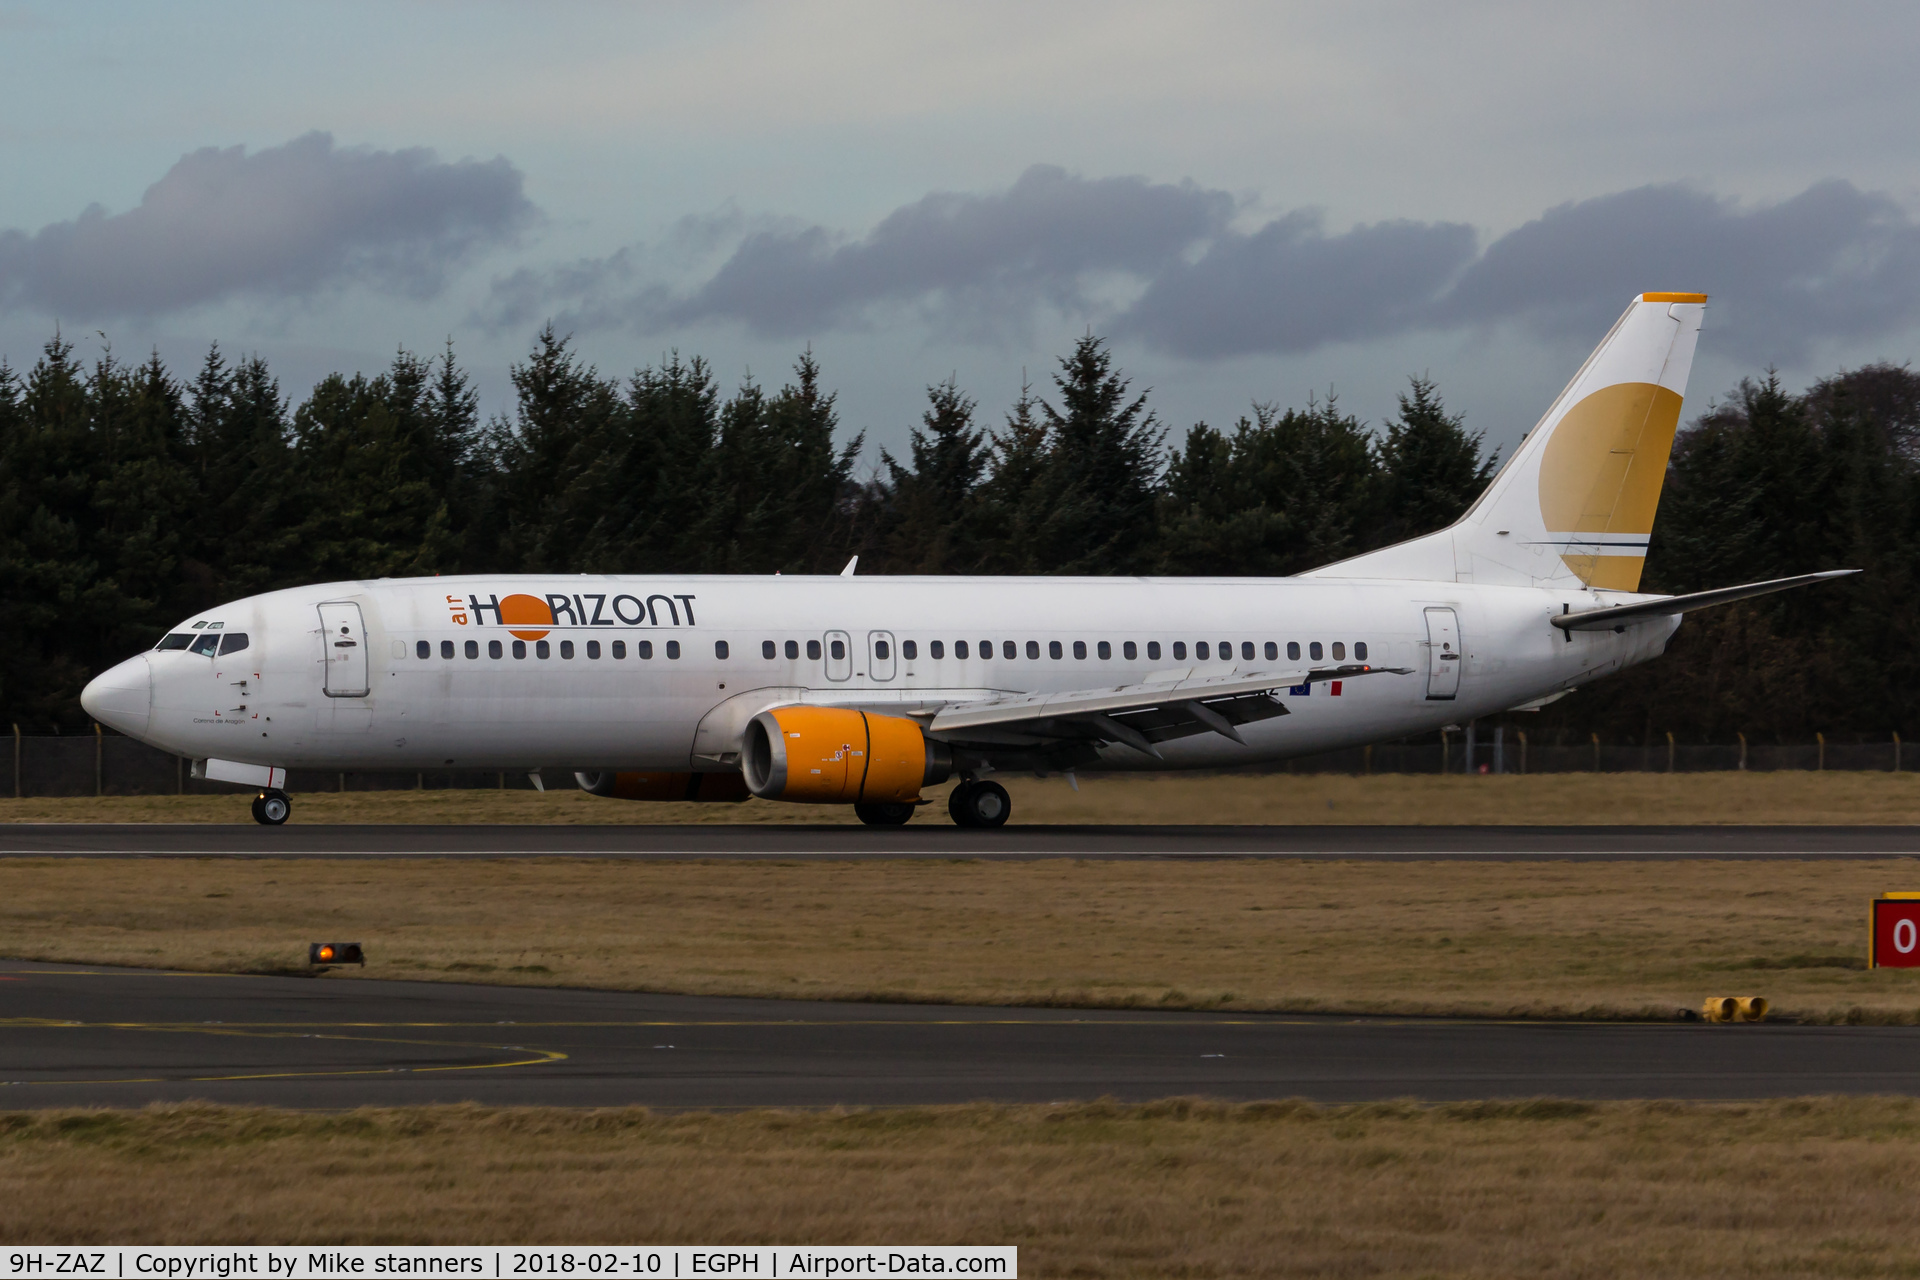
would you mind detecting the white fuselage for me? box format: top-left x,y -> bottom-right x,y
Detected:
91,574 -> 1677,774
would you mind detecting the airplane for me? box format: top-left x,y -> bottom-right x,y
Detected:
81,292 -> 1850,826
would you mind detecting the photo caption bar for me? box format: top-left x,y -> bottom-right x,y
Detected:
1,1249 -> 1016,1280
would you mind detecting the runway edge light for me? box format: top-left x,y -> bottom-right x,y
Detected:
1869,893 -> 1920,968
310,942 -> 365,967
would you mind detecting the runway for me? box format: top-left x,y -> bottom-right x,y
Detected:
4,823 -> 1920,858
6,961 -> 1920,1109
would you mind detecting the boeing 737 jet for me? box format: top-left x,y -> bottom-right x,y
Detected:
82,293 -> 1848,825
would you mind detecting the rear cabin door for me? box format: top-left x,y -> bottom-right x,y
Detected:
319,602 -> 370,697
868,631 -> 896,681
1423,607 -> 1461,701
824,630 -> 852,681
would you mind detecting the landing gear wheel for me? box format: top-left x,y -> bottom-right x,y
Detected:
951,779 -> 1010,829
854,801 -> 914,826
252,789 -> 291,826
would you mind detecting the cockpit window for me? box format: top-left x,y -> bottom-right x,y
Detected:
155,633 -> 194,651
217,633 -> 249,656
189,633 -> 220,657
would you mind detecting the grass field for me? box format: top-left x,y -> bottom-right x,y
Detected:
5,1098 -> 1920,1276
8,856 -> 1920,1022
8,769 -> 1920,824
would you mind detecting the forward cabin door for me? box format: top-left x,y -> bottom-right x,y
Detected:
1423,607 -> 1461,701
318,602 -> 370,697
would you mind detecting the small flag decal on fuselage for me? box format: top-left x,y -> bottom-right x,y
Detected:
1286,682 -> 1343,697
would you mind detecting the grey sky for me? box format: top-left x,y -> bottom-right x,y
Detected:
3,1 -> 1919,459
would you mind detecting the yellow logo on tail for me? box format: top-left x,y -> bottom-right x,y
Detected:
1537,382 -> 1686,591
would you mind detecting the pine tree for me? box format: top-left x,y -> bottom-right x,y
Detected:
1370,375 -> 1495,548
877,376 -> 991,572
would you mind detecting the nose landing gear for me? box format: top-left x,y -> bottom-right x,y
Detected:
948,779 -> 1011,828
250,789 -> 291,825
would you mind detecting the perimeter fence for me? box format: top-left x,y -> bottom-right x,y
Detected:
8,725 -> 1915,798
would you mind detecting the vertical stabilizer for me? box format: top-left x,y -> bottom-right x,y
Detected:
1306,292 -> 1705,589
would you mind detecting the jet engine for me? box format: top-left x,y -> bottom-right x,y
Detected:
574,771 -> 750,802
742,707 -> 952,804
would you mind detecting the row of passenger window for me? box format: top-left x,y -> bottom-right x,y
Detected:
410,636 -> 1367,663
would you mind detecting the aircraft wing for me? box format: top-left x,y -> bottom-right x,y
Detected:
923,663 -> 1412,757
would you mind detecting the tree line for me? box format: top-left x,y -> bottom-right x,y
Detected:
2,325 -> 1913,744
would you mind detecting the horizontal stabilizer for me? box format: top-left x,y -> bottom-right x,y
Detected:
1549,570 -> 1857,631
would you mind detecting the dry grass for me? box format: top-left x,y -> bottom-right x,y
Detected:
8,769 -> 1920,824
8,857 -> 1920,1022
6,1098 -> 1920,1276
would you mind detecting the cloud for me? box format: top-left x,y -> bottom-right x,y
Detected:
488,168 -> 1920,365
0,132 -> 536,318
483,165 -> 1233,339
1433,181 -> 1920,362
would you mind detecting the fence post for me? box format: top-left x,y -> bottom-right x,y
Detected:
1817,732 -> 1825,772
1517,730 -> 1528,776
1363,744 -> 1373,776
1440,728 -> 1451,775
11,723 -> 18,799
1494,725 -> 1505,775
1666,731 -> 1675,774
1897,731 -> 1903,773
1738,732 -> 1747,771
176,755 -> 184,795
1591,732 -> 1601,773
94,723 -> 103,797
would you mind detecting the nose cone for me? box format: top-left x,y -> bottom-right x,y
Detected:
81,655 -> 152,738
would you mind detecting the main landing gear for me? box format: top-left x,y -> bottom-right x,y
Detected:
948,779 -> 1011,829
250,789 -> 291,826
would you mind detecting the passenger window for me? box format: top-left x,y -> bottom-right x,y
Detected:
1288,642 -> 1301,661
1173,641 -> 1187,661
1309,642 -> 1323,660
442,640 -> 455,659
1026,640 -> 1040,659
715,640 -> 729,659
611,640 -> 626,659
638,640 -> 653,659
489,640 -> 503,659
1073,641 -> 1087,660
1265,641 -> 1278,661
538,640 -> 552,659
156,633 -> 194,650
1123,641 -> 1136,660
785,640 -> 799,659
1242,641 -> 1255,661
903,640 -> 917,660
830,639 -> 845,660
762,640 -> 775,659
1096,641 -> 1109,660
220,633 -> 250,656
807,639 -> 821,660
514,640 -> 528,659
955,641 -> 969,659
1147,641 -> 1161,661
666,640 -> 681,659
466,640 -> 479,659
875,640 -> 890,659
1356,641 -> 1368,660
931,641 -> 945,659
1004,641 -> 1016,659
588,640 -> 601,659
1196,642 -> 1209,660
190,633 -> 220,656
1332,642 -> 1345,660
413,640 -> 427,659
561,640 -> 575,659
1048,641 -> 1062,659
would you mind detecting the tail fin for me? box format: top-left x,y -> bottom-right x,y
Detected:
1307,292 -> 1706,590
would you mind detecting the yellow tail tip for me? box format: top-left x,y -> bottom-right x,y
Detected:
1641,291 -> 1708,303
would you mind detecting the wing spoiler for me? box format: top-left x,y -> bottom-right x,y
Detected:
1549,569 -> 1857,632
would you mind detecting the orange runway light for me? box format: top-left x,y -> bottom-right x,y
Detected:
309,942 -> 365,966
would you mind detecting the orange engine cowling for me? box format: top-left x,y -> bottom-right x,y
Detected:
574,771 -> 751,803
742,707 -> 952,804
